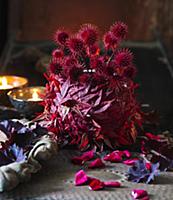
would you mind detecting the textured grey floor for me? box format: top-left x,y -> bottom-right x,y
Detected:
1,150 -> 173,200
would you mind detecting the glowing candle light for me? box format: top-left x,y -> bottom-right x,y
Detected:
28,88 -> 43,102
0,77 -> 13,89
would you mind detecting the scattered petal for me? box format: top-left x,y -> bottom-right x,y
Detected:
145,162 -> 152,171
131,189 -> 149,199
71,150 -> 95,165
145,133 -> 160,141
88,158 -> 105,169
89,178 -> 104,191
123,158 -> 138,166
104,151 -> 122,162
123,150 -> 131,158
81,150 -> 95,161
103,181 -> 121,187
74,170 -> 89,186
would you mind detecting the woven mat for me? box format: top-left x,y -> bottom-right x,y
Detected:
1,150 -> 173,200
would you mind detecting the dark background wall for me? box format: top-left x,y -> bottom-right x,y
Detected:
0,0 -> 8,54
6,0 -> 173,60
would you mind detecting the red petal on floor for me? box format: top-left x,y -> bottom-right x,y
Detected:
103,181 -> 121,187
88,158 -> 105,169
131,189 -> 149,199
123,150 -> 131,158
81,150 -> 95,161
74,170 -> 89,186
103,152 -> 122,162
89,178 -> 104,191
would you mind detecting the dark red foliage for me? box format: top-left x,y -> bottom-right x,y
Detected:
49,62 -> 62,74
79,74 -> 90,84
41,21 -> 142,150
123,66 -> 137,79
141,135 -> 173,171
69,66 -> 83,81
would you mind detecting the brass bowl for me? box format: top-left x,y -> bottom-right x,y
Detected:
8,86 -> 45,117
0,75 -> 28,106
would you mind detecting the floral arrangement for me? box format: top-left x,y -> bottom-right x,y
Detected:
42,22 -> 142,150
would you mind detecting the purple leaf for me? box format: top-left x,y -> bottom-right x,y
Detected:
127,159 -> 159,184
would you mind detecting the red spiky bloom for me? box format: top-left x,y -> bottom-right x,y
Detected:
54,29 -> 69,45
103,32 -> 118,49
52,49 -> 64,59
114,49 -> 133,67
41,22 -> 142,150
65,56 -> 78,67
87,45 -> 100,56
110,22 -> 128,40
78,24 -> 98,46
90,57 -> 104,70
67,37 -> 85,53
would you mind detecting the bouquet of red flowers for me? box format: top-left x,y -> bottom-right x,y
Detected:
42,22 -> 142,150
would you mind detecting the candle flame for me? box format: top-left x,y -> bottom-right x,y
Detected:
0,77 -> 8,87
32,89 -> 39,100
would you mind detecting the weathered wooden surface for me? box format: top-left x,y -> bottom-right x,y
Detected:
0,149 -> 173,200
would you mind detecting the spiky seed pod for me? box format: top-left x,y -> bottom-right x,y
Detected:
67,37 -> 85,54
103,32 -> 118,49
110,21 -> 128,40
52,49 -> 64,59
114,49 -> 133,67
79,24 -> 98,46
54,29 -> 69,45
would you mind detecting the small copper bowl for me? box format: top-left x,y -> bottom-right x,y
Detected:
7,86 -> 45,117
0,75 -> 28,106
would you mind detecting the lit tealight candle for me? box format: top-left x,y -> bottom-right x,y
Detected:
8,86 -> 45,116
0,76 -> 28,91
0,75 -> 28,106
28,88 -> 43,102
0,77 -> 13,89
